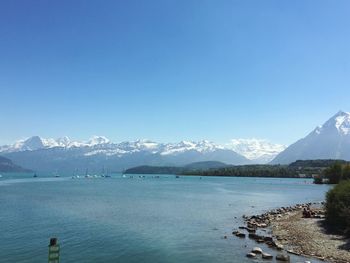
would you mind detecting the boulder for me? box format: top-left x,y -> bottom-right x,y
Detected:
276,253 -> 290,261
263,236 -> 273,242
246,227 -> 256,233
276,243 -> 284,250
246,252 -> 256,258
248,233 -> 263,240
262,252 -> 273,259
287,249 -> 300,255
235,232 -> 246,238
251,247 -> 262,254
232,230 -> 239,235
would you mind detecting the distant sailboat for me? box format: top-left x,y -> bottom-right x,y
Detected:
72,168 -> 79,179
85,168 -> 93,178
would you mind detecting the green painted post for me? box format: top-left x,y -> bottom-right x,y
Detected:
48,238 -> 60,263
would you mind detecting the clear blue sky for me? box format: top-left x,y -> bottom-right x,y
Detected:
0,0 -> 349,145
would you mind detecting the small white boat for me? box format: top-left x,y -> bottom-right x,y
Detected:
53,170 -> 60,177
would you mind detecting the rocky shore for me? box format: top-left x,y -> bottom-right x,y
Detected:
233,202 -> 350,262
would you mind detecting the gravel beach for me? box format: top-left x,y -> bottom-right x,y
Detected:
271,209 -> 350,263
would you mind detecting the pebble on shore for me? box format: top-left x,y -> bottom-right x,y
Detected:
233,202 -> 338,262
246,252 -> 256,258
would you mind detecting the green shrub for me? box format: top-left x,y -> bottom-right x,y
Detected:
325,180 -> 350,235
313,176 -> 323,184
324,162 -> 343,184
342,164 -> 350,180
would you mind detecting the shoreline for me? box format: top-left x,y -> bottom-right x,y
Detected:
234,202 -> 350,262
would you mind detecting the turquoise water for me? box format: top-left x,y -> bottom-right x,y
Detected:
0,174 -> 330,263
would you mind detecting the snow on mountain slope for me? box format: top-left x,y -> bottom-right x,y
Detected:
227,138 -> 287,163
0,135 -> 110,152
0,135 -> 283,167
1,138 -> 253,172
1,136 -> 46,152
87,136 -> 110,146
160,140 -> 225,155
2,111 -> 349,169
0,137 -> 231,156
271,111 -> 350,164
318,110 -> 350,136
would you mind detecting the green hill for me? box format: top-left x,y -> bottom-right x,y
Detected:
125,160 -> 340,178
0,156 -> 32,173
125,161 -> 228,174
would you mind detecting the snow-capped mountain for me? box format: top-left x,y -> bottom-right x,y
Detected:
271,111 -> 350,164
0,137 -> 251,172
0,137 -> 239,156
227,138 -> 287,163
2,111 -> 349,171
160,140 -> 225,155
87,136 -> 110,146
0,135 -> 108,152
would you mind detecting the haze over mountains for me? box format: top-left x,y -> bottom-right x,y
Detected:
228,139 -> 286,163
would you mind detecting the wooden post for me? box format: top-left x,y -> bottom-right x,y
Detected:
48,238 -> 60,263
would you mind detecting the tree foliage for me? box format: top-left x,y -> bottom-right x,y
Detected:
320,162 -> 350,184
182,165 -> 300,178
342,164 -> 350,181
324,162 -> 343,184
326,180 -> 350,235
290,159 -> 347,168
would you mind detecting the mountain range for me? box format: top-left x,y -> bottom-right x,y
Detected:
0,137 -> 253,173
227,139 -> 286,163
1,111 -> 349,172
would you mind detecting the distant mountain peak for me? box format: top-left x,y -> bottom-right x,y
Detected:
87,136 -> 110,145
313,110 -> 350,136
21,136 -> 45,151
228,138 -> 286,163
57,136 -> 70,143
334,110 -> 349,116
53,136 -> 71,147
272,111 -> 350,164
333,111 -> 350,135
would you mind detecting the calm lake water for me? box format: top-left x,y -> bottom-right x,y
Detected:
0,174 -> 331,263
